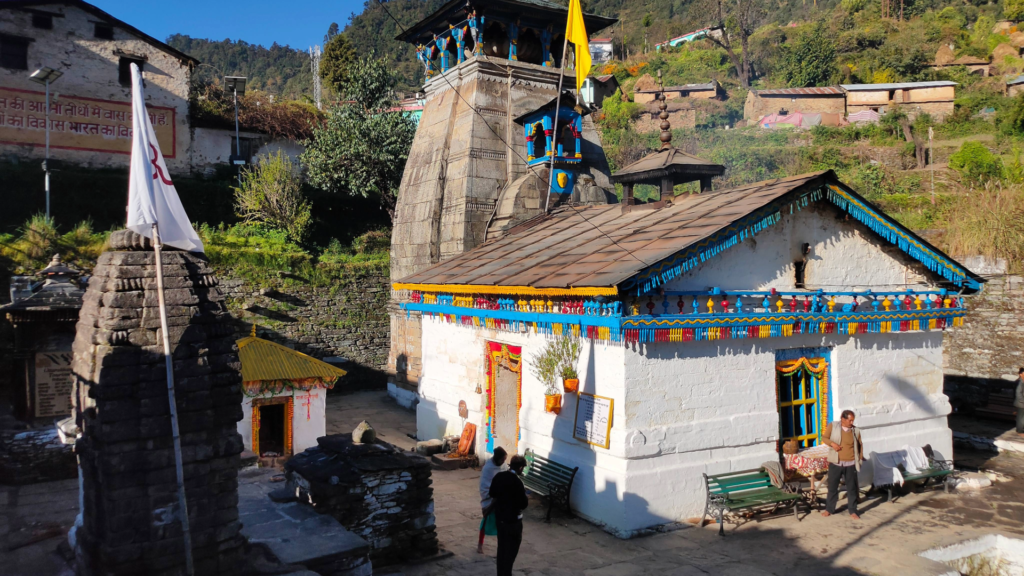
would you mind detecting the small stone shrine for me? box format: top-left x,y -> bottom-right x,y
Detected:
70,230 -> 245,575
1,255 -> 84,422
285,433 -> 437,564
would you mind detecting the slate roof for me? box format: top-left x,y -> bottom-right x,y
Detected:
754,87 -> 844,96
1,0 -> 199,65
395,171 -> 983,292
396,0 -> 617,43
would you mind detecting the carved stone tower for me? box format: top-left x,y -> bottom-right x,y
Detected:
388,0 -> 617,398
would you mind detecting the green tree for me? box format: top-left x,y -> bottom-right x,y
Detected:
1007,0 -> 1024,22
320,33 -> 356,96
233,151 -> 312,242
779,23 -> 837,87
301,56 -> 417,221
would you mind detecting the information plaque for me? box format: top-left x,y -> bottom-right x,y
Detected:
573,393 -> 613,449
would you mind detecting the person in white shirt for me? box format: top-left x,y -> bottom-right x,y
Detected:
478,447 -> 508,554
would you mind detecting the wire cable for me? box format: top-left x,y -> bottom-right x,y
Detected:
370,0 -> 651,267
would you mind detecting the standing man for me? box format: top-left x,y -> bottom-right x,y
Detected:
478,447 -> 508,554
1015,367 -> 1024,436
821,409 -> 864,520
489,454 -> 529,576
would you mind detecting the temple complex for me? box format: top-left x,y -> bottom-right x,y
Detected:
388,0 -> 619,403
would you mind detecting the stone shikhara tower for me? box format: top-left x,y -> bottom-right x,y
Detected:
388,0 -> 618,397
71,230 -> 244,575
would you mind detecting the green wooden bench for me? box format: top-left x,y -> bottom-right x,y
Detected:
703,468 -> 805,536
881,458 -> 957,503
523,448 -> 578,523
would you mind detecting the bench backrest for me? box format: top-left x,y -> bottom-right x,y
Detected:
523,448 -> 578,489
705,469 -> 775,497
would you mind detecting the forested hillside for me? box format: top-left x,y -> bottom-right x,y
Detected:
167,35 -> 313,98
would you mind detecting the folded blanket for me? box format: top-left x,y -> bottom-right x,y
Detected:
902,445 -> 929,475
872,450 -> 906,487
762,461 -> 785,488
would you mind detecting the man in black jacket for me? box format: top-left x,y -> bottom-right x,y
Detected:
488,454 -> 528,576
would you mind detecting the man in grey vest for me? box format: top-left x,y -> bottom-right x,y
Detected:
1015,367 -> 1024,435
821,409 -> 864,520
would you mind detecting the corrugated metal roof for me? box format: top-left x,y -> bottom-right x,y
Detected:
237,336 -> 347,384
754,87 -> 844,96
841,81 -> 958,91
397,172 -> 831,290
1008,74 -> 1024,85
637,82 -> 717,93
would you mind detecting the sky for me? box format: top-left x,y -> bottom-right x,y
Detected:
91,0 -> 367,49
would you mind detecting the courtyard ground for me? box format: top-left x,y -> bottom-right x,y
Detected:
2,389 -> 1022,576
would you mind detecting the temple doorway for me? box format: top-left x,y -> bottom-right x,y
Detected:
486,342 -> 522,456
252,397 -> 293,458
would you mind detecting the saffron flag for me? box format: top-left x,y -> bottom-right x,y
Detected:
566,0 -> 591,93
126,63 -> 204,252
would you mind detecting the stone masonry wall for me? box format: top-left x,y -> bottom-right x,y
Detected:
943,272 -> 1024,410
217,270 -> 390,388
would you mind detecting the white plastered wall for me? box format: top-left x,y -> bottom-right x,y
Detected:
238,388 -> 327,457
414,202 -> 956,536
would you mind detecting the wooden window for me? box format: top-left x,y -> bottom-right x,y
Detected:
777,359 -> 827,449
94,23 -> 114,40
32,13 -> 53,29
0,36 -> 30,70
118,56 -> 144,86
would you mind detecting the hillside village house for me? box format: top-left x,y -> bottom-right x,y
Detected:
1006,73 -> 1024,97
842,81 -> 958,122
634,80 -> 722,104
0,0 -> 196,172
744,87 -> 846,123
580,74 -> 619,108
589,38 -> 614,64
392,169 -> 982,536
0,0 -> 303,174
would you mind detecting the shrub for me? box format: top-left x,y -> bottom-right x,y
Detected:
233,151 -> 312,242
600,89 -> 642,130
949,141 -> 1004,185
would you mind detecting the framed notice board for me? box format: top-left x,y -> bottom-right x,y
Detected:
573,393 -> 613,449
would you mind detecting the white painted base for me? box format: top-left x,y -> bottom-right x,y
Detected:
388,382 -> 420,411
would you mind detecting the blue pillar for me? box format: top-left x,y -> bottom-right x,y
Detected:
526,123 -> 536,160
453,25 -> 465,65
540,29 -> 552,66
469,13 -> 484,57
575,117 -> 583,158
542,116 -> 553,156
508,20 -> 519,61
435,35 -> 449,72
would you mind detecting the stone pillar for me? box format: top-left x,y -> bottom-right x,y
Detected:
71,230 -> 244,576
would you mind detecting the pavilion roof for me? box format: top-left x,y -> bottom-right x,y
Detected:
394,171 -> 984,294
237,335 -> 347,384
610,147 -> 725,185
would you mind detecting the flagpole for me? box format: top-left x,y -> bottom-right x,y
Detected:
544,36 -> 570,214
152,222 -> 195,576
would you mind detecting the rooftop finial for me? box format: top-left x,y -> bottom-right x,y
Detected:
657,70 -> 671,149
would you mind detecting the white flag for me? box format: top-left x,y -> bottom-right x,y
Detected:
126,63 -> 204,252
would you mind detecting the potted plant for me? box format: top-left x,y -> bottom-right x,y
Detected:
529,342 -> 562,414
555,336 -> 582,393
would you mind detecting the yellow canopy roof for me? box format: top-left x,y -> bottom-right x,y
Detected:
236,335 -> 347,384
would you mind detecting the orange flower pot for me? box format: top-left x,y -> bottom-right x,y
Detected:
544,394 -> 562,414
563,378 -> 579,394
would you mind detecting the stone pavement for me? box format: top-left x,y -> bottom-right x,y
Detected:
950,413 -> 1024,454
0,479 -> 77,576
323,391 -> 1024,576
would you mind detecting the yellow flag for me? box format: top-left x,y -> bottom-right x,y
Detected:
566,0 -> 591,93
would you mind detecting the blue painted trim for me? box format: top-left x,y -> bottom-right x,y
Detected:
400,302 -> 623,340
776,346 -> 831,361
621,307 -> 963,329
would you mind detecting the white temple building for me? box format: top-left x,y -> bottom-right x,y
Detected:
390,170 -> 983,536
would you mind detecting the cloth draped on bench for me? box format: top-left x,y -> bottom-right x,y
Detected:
871,445 -> 930,487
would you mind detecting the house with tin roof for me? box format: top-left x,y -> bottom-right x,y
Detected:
842,81 -> 958,122
391,168 -> 982,536
743,87 -> 846,124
